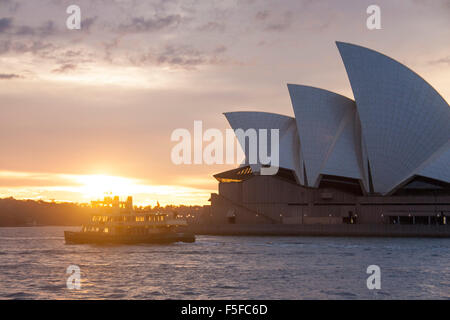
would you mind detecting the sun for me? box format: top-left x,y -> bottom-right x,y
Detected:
75,174 -> 139,199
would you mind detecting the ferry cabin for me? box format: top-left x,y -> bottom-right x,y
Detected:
81,196 -> 186,235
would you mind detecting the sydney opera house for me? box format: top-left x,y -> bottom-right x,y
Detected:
204,42 -> 450,228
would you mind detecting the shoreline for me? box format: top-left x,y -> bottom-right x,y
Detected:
0,225 -> 80,228
187,224 -> 450,238
2,224 -> 450,238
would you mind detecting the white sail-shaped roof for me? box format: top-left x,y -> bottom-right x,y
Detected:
223,42 -> 449,194
321,110 -> 366,185
417,142 -> 450,184
224,112 -> 303,183
288,84 -> 364,187
337,42 -> 450,194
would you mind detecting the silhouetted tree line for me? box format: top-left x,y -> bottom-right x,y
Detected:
0,197 -> 204,227
0,197 -> 94,227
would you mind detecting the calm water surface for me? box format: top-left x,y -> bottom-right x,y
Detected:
0,226 -> 449,299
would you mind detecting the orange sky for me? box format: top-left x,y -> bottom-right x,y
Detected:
0,0 -> 449,206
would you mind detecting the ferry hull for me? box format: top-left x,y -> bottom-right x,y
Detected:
64,231 -> 195,245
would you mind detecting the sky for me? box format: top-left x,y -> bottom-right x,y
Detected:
0,0 -> 449,206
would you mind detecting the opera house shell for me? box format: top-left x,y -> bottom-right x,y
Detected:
205,42 -> 450,228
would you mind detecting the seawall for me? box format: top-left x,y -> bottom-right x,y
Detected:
187,224 -> 450,238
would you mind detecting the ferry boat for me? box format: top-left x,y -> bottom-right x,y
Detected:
64,196 -> 195,244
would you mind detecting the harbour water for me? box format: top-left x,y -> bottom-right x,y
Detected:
0,226 -> 448,299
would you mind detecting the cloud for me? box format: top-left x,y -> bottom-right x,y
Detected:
52,63 -> 77,73
130,43 -> 228,69
429,56 -> 450,66
263,11 -> 293,32
213,45 -> 227,54
102,37 -> 121,62
0,0 -> 19,13
197,21 -> 226,32
156,45 -> 206,67
117,15 -> 182,33
412,0 -> 450,8
0,40 -> 9,54
410,0 -> 450,13
0,73 -> 22,79
0,17 -> 56,37
255,11 -> 270,21
82,16 -> 97,32
0,17 -> 13,33
17,20 -> 55,37
0,40 -> 54,55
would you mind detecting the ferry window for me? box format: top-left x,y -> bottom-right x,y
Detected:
104,227 -> 109,233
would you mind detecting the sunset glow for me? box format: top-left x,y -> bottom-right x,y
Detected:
0,171 -> 213,206
74,174 -> 140,199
